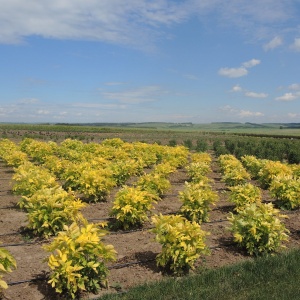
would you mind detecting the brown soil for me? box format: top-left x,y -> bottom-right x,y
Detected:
1,154 -> 300,300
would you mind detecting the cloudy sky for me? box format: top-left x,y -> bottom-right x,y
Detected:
1,0 -> 300,123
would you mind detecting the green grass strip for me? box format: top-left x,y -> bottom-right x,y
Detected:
100,248 -> 300,300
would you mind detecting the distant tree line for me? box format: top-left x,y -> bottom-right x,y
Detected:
214,136 -> 300,163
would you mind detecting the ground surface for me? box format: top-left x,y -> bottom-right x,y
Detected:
1,146 -> 300,300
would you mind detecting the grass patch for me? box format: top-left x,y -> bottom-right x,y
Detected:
100,248 -> 300,300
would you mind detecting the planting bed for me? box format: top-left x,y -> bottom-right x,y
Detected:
1,145 -> 300,300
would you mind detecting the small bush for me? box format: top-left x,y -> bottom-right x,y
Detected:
110,186 -> 158,229
136,173 -> 171,197
179,182 -> 218,223
229,183 -> 262,212
228,203 -> 289,256
151,214 -> 209,274
12,162 -> 59,197
258,160 -> 292,189
269,175 -> 300,210
44,222 -> 116,299
168,139 -> 177,147
19,186 -> 86,237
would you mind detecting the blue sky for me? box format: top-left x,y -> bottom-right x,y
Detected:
1,0 -> 300,124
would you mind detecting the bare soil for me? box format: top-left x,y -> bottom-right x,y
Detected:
1,153 -> 300,300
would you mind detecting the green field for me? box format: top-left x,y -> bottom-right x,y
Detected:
1,122 -> 300,153
1,122 -> 300,136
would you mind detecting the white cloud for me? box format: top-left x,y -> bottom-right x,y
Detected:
0,104 -> 18,114
242,59 -> 261,68
238,110 -> 264,117
231,85 -> 243,92
19,98 -> 40,104
104,82 -> 127,86
0,101 -> 49,120
218,0 -> 292,23
219,59 -> 260,78
0,98 -> 135,122
220,105 -> 264,118
288,113 -> 300,118
189,1 -> 294,57
37,110 -> 50,115
245,91 -> 268,98
183,74 -> 200,80
263,36 -> 283,51
0,0 -> 295,50
290,38 -> 300,51
275,92 -> 300,101
72,103 -> 126,109
230,85 -> 268,98
0,1 -> 189,49
220,105 -> 238,113
218,67 -> 248,78
288,83 -> 300,90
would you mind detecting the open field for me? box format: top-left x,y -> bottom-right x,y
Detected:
1,122 -> 300,138
1,124 -> 300,299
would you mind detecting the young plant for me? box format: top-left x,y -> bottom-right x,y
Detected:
186,162 -> 212,182
77,168 -> 116,202
20,186 -> 86,237
110,186 -> 158,229
191,152 -> 212,164
163,145 -> 189,168
291,164 -> 300,178
44,222 -> 116,299
151,214 -> 210,274
0,139 -> 28,167
218,154 -> 239,172
101,137 -> 125,147
221,168 -> 251,186
20,138 -> 57,163
228,203 -> 289,256
129,142 -> 159,166
42,155 -> 65,177
60,161 -> 89,190
152,162 -> 176,177
0,247 -> 16,291
229,183 -> 262,212
269,175 -> 300,210
1,150 -> 28,167
179,182 -> 218,223
12,162 -> 59,197
109,160 -> 139,186
258,160 -> 292,189
218,154 -> 251,186
241,155 -> 265,179
136,173 -> 171,197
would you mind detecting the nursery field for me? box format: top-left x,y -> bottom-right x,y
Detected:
1,126 -> 300,300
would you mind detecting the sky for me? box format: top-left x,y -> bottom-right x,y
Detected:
1,0 -> 300,124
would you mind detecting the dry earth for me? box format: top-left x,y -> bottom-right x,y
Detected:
1,152 -> 300,300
